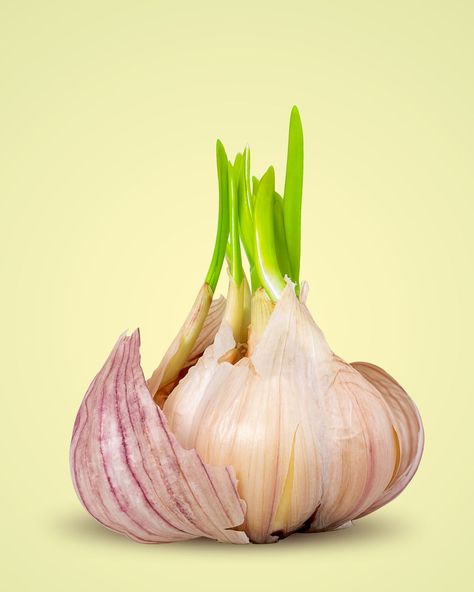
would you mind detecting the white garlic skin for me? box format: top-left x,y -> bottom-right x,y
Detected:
164,282 -> 423,543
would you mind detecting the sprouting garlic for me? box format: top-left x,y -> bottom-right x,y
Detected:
163,280 -> 423,542
70,328 -> 248,544
70,107 -> 423,545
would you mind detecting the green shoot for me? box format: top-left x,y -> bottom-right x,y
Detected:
283,106 -> 304,288
205,140 -> 230,292
254,167 -> 286,301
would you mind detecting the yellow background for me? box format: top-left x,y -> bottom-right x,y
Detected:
1,1 -> 472,590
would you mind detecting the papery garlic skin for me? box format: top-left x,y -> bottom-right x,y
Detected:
147,287 -> 226,407
164,281 -> 423,543
348,361 -> 424,519
70,330 -> 248,544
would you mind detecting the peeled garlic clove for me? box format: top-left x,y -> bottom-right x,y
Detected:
70,330 -> 248,544
350,362 -> 424,518
147,284 -> 226,406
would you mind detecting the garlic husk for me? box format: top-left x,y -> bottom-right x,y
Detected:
161,275 -> 250,449
70,330 -> 248,544
348,361 -> 424,518
164,280 -> 423,542
147,284 -> 226,406
163,322 -> 236,450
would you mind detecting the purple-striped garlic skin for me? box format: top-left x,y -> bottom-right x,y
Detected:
70,330 -> 248,544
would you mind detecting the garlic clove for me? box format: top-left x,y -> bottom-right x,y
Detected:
147,284 -> 226,406
350,362 -> 424,518
307,357 -> 399,531
163,322 -> 236,450
70,330 -> 248,544
163,274 -> 251,450
166,282 -> 325,543
186,355 -> 314,544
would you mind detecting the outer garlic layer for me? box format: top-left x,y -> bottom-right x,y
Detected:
164,281 -> 423,543
70,329 -> 248,544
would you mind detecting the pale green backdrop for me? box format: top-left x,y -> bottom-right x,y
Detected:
1,1 -> 472,591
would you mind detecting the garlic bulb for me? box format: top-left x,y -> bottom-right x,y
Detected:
70,107 -> 423,544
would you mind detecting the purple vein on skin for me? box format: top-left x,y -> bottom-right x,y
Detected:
154,398 -> 211,530
72,337 -> 149,541
71,339 -> 121,491
73,332 -> 244,542
71,376 -> 95,485
134,395 -> 194,530
110,336 -> 166,537
72,364 -> 110,522
152,397 -> 232,538
129,338 -> 201,532
98,338 -> 155,537
73,339 -> 120,443
129,332 -> 221,535
121,334 -> 189,536
132,333 -> 227,540
97,339 -> 142,537
77,344 -> 130,535
71,408 -> 88,505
